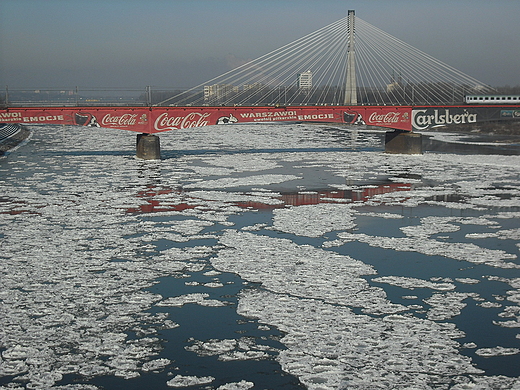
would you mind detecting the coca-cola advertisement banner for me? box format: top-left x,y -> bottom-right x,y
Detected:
0,108 -> 152,132
359,107 -> 412,131
0,106 -> 414,133
150,106 -> 412,132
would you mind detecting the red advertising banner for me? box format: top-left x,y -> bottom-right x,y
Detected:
0,107 -> 152,132
148,106 -> 412,132
0,106 -> 413,133
361,107 -> 412,131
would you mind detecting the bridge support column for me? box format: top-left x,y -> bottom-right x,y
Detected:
136,134 -> 161,160
385,130 -> 422,154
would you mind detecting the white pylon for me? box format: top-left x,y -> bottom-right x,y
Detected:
344,10 -> 357,105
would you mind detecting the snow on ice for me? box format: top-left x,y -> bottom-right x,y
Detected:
2,124 -> 520,389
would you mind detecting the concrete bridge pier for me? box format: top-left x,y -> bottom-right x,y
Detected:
136,134 -> 161,160
385,130 -> 422,154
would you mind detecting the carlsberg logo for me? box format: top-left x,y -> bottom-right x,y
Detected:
412,109 -> 477,130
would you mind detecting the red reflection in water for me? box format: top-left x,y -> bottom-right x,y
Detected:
126,183 -> 412,214
0,183 -> 412,216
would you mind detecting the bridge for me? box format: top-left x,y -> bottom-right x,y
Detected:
1,11 -> 519,158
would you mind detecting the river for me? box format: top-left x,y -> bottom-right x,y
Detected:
1,123 -> 519,389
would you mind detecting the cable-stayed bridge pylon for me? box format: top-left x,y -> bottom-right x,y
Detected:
156,10 -> 494,107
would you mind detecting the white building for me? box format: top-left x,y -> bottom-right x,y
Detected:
297,71 -> 313,90
204,84 -> 238,101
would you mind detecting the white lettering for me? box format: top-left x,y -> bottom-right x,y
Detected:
22,115 -> 64,122
154,112 -> 210,131
239,111 -> 297,119
413,109 -> 477,130
101,113 -> 138,127
368,112 -> 401,124
0,112 -> 21,118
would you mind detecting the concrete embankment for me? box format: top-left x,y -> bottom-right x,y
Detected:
0,123 -> 31,156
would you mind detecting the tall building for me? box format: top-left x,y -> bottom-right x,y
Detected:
297,71 -> 313,90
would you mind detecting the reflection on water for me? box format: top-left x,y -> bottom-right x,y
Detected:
126,182 -> 413,214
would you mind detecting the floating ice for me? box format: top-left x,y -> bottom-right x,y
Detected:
184,174 -> 301,189
141,358 -> 171,372
216,380 -> 254,390
241,223 -> 269,231
218,351 -> 269,361
372,276 -> 456,291
456,278 -> 480,284
166,374 -> 215,387
3,124 -> 520,389
478,301 -> 502,308
157,293 -> 229,307
203,270 -> 222,276
400,216 -> 460,238
238,289 -> 481,389
336,232 -> 519,269
195,154 -> 281,172
475,347 -> 520,357
185,337 -> 274,361
272,203 -> 356,237
213,230 -> 405,314
185,339 -> 237,356
466,232 -> 499,239
424,292 -> 477,320
188,190 -> 284,205
357,211 -> 404,219
169,219 -> 214,235
493,320 -> 520,328
203,281 -> 225,288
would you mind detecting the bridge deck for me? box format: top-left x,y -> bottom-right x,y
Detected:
1,105 -> 519,133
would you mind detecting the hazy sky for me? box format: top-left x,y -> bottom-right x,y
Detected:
1,0 -> 519,91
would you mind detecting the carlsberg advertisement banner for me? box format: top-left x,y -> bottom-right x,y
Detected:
412,106 -> 517,131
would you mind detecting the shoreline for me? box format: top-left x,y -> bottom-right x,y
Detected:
430,120 -> 520,143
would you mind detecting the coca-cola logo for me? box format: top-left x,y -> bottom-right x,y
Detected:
102,113 -> 138,127
368,112 -> 401,124
154,112 -> 211,131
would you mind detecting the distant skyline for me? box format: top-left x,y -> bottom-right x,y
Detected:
1,0 -> 519,91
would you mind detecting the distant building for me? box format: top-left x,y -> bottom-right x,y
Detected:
204,84 -> 238,102
243,83 -> 264,91
297,71 -> 313,90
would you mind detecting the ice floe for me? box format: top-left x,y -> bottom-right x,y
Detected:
166,374 -> 215,387
213,230 -> 405,315
272,203 -> 356,237
216,380 -> 254,390
475,347 -> 520,357
372,276 -> 456,291
237,289 -> 484,389
185,337 -> 273,361
141,358 -> 172,372
335,232 -> 519,269
184,174 -> 301,189
157,293 -> 230,307
424,292 -> 478,320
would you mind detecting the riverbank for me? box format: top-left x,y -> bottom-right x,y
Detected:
434,119 -> 520,143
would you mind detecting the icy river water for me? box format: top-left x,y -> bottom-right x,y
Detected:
1,123 -> 520,390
